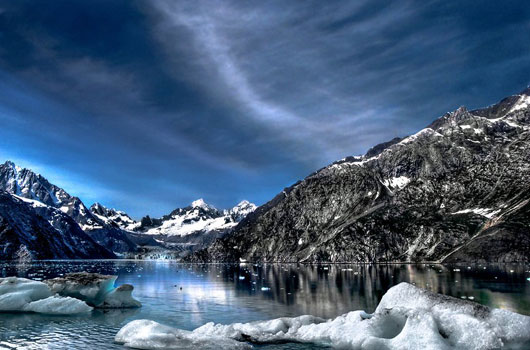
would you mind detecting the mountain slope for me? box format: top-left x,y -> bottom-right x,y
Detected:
192,88 -> 530,263
0,162 -> 137,254
0,191 -> 115,260
0,161 -> 100,230
90,202 -> 137,230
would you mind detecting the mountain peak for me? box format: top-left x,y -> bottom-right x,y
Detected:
191,198 -> 211,209
230,200 -> 257,218
91,202 -> 103,210
2,160 -> 22,173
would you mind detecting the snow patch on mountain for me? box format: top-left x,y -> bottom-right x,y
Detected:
510,94 -> 530,113
452,208 -> 501,219
383,176 -> 411,190
399,128 -> 443,145
191,198 -> 211,210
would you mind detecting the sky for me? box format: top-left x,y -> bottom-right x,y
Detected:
0,0 -> 529,218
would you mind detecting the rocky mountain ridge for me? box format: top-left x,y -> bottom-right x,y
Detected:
190,88 -> 530,263
0,191 -> 115,259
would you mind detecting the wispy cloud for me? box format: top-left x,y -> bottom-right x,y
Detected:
0,0 -> 529,216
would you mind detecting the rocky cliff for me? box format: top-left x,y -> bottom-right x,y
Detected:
191,88 -> 530,263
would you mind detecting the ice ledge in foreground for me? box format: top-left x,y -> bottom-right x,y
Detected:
115,282 -> 530,350
0,277 -> 92,315
0,272 -> 141,315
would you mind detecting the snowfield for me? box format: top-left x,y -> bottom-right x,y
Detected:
0,272 -> 141,315
115,282 -> 530,350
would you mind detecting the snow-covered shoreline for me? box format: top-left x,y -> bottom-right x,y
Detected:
115,282 -> 530,350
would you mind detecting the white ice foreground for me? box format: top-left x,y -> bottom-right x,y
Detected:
0,277 -> 92,314
0,272 -> 141,315
115,282 -> 530,350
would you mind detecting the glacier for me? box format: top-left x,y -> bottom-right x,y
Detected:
115,282 -> 530,350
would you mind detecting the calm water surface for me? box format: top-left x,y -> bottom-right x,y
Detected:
0,260 -> 529,349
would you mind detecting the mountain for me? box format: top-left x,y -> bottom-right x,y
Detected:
190,88 -> 530,263
127,199 -> 256,256
133,199 -> 256,237
89,202 -> 137,230
0,161 -> 101,230
0,162 -> 136,254
0,191 -> 115,260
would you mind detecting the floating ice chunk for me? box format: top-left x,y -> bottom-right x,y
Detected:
116,283 -> 530,350
46,272 -> 141,308
0,277 -> 92,315
24,295 -> 92,314
115,320 -> 251,350
102,284 -> 142,308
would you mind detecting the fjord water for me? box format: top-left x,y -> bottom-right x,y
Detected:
0,261 -> 529,349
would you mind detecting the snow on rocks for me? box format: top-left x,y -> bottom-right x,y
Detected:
509,94 -> 530,113
382,176 -> 411,190
115,282 -> 530,350
452,208 -> 501,219
45,272 -> 141,308
0,277 -> 92,315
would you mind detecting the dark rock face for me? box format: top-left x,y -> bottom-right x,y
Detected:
0,191 -> 115,260
84,226 -> 137,254
193,89 -> 530,263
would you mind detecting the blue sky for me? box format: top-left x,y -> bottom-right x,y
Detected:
0,0 -> 529,218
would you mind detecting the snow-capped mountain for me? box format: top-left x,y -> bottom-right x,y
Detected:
190,87 -> 530,263
0,191 -> 115,259
0,161 -> 101,231
134,199 -> 256,237
90,202 -> 137,230
0,162 -> 137,254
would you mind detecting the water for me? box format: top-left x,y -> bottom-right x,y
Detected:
0,260 -> 529,349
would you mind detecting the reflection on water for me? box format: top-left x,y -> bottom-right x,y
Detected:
0,260 -> 529,349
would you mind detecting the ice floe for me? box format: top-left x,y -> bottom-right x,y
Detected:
45,272 -> 141,308
0,277 -> 91,315
115,282 -> 530,350
0,272 -> 141,315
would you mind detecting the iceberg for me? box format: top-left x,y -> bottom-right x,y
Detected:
115,282 -> 530,350
45,272 -> 142,308
0,272 -> 141,315
0,277 -> 92,315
